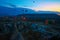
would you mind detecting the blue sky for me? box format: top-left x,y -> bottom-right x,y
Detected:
0,0 -> 60,12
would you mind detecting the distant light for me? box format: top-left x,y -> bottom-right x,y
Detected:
23,17 -> 26,20
45,20 -> 48,25
21,16 -> 27,21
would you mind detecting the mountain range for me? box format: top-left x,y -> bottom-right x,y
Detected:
0,6 -> 60,16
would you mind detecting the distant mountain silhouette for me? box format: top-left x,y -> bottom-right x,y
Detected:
0,6 -> 60,16
0,6 -> 35,16
37,11 -> 60,14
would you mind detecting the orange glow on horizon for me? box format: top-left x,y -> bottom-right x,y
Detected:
32,3 -> 60,12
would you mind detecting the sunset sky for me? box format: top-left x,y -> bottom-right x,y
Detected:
0,0 -> 60,12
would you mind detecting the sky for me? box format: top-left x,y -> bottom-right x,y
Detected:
0,0 -> 60,12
